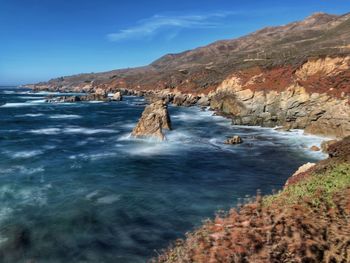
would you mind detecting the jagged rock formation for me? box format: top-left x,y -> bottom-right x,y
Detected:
224,136 -> 243,145
31,12 -> 350,138
131,100 -> 172,141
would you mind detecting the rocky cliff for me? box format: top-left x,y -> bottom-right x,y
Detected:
209,56 -> 350,138
30,12 -> 350,138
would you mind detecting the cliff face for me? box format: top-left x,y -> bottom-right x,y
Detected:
209,57 -> 350,138
31,12 -> 350,138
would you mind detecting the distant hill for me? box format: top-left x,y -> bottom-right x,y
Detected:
34,12 -> 350,93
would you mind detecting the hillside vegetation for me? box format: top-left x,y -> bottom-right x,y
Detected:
154,138 -> 350,263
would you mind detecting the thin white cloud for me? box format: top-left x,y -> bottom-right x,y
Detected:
107,12 -> 234,42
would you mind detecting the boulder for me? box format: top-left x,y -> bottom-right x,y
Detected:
197,96 -> 210,107
94,88 -> 108,97
131,100 -> 172,141
310,145 -> 321,151
224,135 -> 243,145
112,92 -> 123,101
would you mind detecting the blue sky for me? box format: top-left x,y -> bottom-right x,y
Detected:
1,0 -> 350,85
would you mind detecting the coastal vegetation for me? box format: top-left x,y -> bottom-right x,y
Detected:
154,137 -> 350,263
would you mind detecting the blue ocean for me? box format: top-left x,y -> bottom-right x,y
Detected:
0,86 -> 325,262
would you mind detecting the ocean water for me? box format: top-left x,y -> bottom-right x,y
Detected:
0,86 -> 326,262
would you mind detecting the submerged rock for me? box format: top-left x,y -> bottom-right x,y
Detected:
224,135 -> 243,145
131,100 -> 171,141
310,145 -> 321,151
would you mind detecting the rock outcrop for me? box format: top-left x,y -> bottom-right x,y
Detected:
45,90 -> 111,103
111,92 -> 122,101
209,61 -> 350,138
321,139 -> 338,152
224,136 -> 243,145
285,162 -> 316,187
131,100 -> 172,141
310,145 -> 321,151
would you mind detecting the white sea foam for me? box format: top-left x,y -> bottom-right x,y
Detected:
86,190 -> 100,200
88,152 -> 117,160
87,101 -> 104,103
0,185 -> 49,207
1,102 -> 33,108
172,111 -> 213,122
10,150 -> 44,159
2,91 -> 15,94
30,99 -> 46,103
121,123 -> 136,129
16,113 -> 44,117
28,127 -> 116,135
117,133 -> 132,141
1,99 -> 46,108
28,128 -> 61,135
69,151 -> 116,161
18,96 -> 45,100
97,194 -> 120,204
0,166 -> 44,175
49,114 -> 81,119
63,127 -> 116,134
15,91 -> 31,95
125,143 -> 170,156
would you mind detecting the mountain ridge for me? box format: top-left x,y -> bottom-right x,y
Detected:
33,11 -> 350,92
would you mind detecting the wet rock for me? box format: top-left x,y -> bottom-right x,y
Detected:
80,92 -> 108,101
45,95 -> 81,103
197,96 -> 210,107
112,92 -> 122,101
131,100 -> 172,141
274,126 -> 291,132
94,88 -> 108,97
310,145 -> 321,151
224,135 -> 243,145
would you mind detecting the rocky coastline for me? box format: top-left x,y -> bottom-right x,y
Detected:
31,56 -> 350,139
27,12 -> 350,138
19,11 -> 350,262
